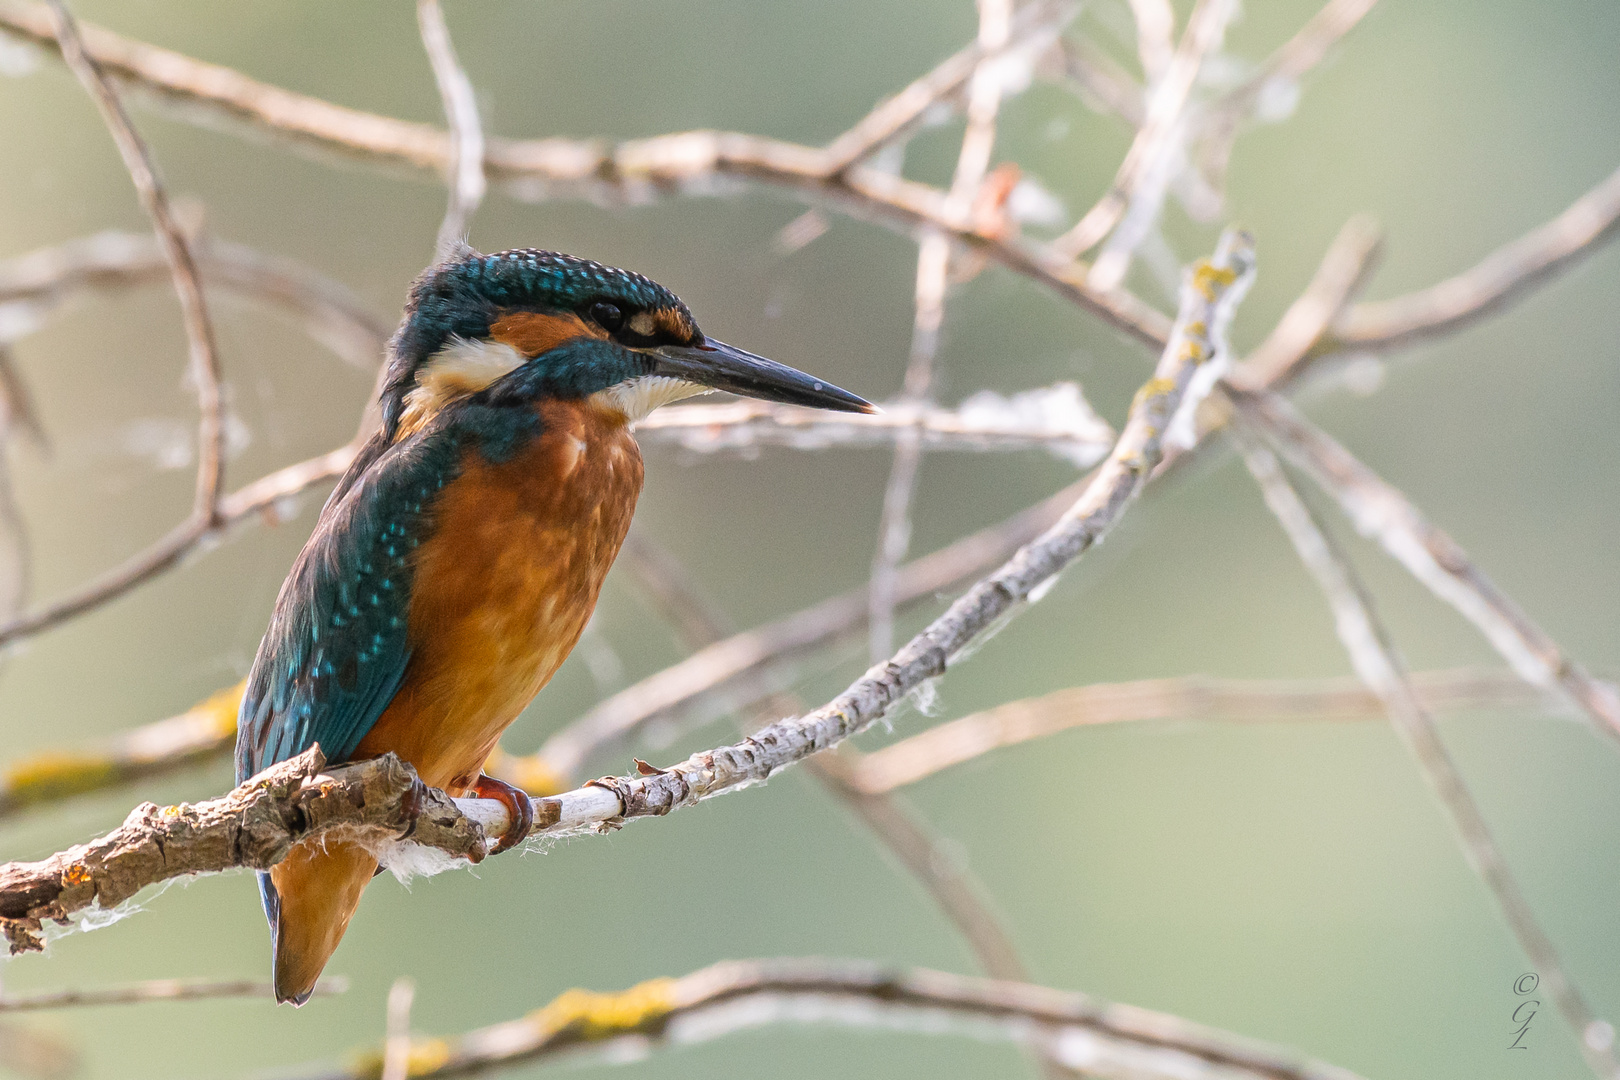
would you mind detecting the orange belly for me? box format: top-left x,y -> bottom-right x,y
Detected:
355,396 -> 644,787
270,397 -> 643,1003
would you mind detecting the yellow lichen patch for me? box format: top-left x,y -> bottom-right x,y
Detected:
1179,339 -> 1208,364
1191,261 -> 1237,300
1131,377 -> 1176,411
348,1037 -> 451,1079
529,977 -> 679,1042
485,749 -> 566,797
62,863 -> 92,887
194,679 -> 248,739
2,751 -> 119,806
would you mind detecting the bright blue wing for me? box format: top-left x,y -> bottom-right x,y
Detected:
234,429 -> 466,785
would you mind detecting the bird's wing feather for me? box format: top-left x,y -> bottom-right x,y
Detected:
235,430 -> 465,782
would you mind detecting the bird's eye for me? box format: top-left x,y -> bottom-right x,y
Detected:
590,302 -> 624,333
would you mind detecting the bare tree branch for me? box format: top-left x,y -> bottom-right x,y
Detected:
0,230 -> 390,368
637,385 -> 1113,466
614,531 -> 1042,1015
416,0 -> 485,261
845,667 -> 1563,794
821,0 -> 1076,175
1193,0 -> 1381,205
0,0 -> 1172,349
1051,0 -> 1238,268
315,957 -> 1368,1080
872,0 -> 1016,662
0,1 -> 228,650
1233,425 -> 1618,1080
0,976 -> 346,1011
1331,161 -> 1620,353
1051,35 -> 1145,126
1229,386 -> 1620,744
0,749 -> 485,954
41,0 -> 223,521
1230,215 -> 1383,391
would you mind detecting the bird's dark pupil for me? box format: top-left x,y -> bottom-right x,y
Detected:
590,302 -> 624,332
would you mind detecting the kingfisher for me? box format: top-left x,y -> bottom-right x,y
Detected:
235,246 -> 871,1004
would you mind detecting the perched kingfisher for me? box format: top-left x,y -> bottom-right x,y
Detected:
235,247 -> 871,1004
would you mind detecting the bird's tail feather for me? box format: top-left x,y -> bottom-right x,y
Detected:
266,838 -> 377,1005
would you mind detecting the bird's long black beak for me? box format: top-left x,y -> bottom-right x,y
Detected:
649,339 -> 875,413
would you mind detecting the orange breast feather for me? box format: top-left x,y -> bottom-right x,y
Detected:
354,398 -> 644,792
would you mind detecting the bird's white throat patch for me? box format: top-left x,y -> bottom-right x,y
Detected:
397,336 -> 524,439
396,338 -> 708,437
591,375 -> 709,425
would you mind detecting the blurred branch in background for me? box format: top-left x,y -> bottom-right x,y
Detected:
416,0 -> 485,263
1233,426 -> 1618,1079
1230,387 -> 1620,743
870,0 -> 1014,663
9,0 -> 227,646
0,975 -> 346,1011
317,958 -> 1370,1080
612,527 -> 1063,1075
843,667 -> 1563,794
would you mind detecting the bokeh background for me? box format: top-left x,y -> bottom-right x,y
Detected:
0,0 -> 1617,1077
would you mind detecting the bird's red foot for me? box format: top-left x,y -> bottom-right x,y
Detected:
470,773 -> 534,854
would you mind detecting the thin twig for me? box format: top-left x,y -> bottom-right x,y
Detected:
3,0 -> 228,650
1052,35 -> 1145,126
0,347 -> 35,630
615,532 -> 1038,1000
1230,215 -> 1383,391
821,0 -> 1076,174
1193,0 -> 1380,206
0,976 -> 346,1011
871,0 -> 1014,663
846,667 -> 1563,794
0,230 -> 391,368
1229,386 -> 1620,744
1233,424 -> 1618,1080
1051,0 -> 1238,267
316,957 -> 1368,1080
416,0 -> 485,261
41,0 -> 224,522
1126,0 -> 1176,85
1331,161 -> 1620,353
638,385 -> 1113,465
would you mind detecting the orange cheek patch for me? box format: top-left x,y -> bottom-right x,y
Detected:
653,306 -> 699,344
489,310 -> 605,358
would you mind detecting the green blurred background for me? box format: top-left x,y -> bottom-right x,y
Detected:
1,0 -> 1616,1076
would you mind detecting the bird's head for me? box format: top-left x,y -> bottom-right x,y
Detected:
382,247 -> 872,440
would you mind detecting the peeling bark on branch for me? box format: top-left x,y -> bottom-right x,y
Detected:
0,749 -> 484,953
